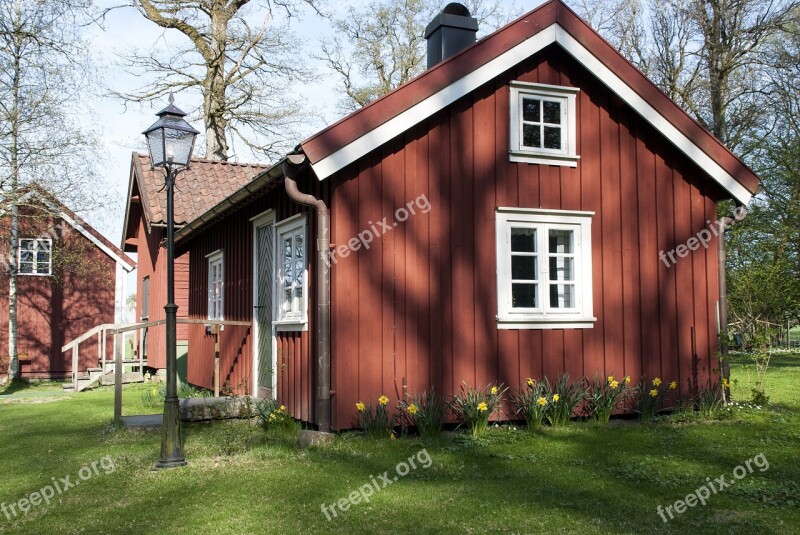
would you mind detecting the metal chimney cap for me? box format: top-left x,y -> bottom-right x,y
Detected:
443,2 -> 470,16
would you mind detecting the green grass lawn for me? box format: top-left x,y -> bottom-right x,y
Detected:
0,355 -> 798,535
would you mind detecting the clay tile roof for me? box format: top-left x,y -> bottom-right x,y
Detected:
134,153 -> 270,226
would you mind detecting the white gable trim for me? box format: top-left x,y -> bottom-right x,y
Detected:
309,23 -> 752,205
9,191 -> 136,272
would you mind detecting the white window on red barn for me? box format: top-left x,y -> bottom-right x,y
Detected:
207,250 -> 224,321
495,208 -> 595,329
18,238 -> 52,276
509,81 -> 579,167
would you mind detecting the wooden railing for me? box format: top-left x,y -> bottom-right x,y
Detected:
61,319 -> 252,419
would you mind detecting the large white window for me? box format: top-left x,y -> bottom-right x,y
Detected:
18,238 -> 52,276
275,215 -> 307,329
496,208 -> 594,329
509,81 -> 579,167
207,250 -> 224,321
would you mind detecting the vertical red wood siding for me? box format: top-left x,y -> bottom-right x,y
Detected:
327,46 -> 725,429
180,184 -> 320,423
0,214 -> 117,378
132,215 -> 190,370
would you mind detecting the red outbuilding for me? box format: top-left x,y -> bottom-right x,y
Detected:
173,0 -> 760,430
121,153 -> 267,377
0,188 -> 135,379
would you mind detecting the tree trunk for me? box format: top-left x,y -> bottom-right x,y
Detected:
204,7 -> 230,161
7,27 -> 20,382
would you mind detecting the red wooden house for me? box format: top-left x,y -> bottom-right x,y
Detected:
173,0 -> 760,431
0,188 -> 135,379
121,153 -> 267,376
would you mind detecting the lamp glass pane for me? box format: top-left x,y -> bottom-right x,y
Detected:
145,129 -> 165,167
165,128 -> 194,167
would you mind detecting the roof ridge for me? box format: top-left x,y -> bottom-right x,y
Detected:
134,151 -> 269,168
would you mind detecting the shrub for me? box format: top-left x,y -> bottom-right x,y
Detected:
543,374 -> 585,426
633,376 -> 677,421
399,387 -> 444,439
585,374 -> 631,423
449,382 -> 507,437
510,378 -> 550,429
355,395 -> 395,439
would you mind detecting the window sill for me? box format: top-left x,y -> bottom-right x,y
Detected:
509,151 -> 580,167
497,315 -> 596,330
274,319 -> 308,332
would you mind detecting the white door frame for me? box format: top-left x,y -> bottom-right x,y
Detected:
251,210 -> 277,399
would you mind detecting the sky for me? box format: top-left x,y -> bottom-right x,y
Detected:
87,0 -> 547,251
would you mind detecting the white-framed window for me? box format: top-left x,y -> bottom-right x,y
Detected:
18,238 -> 52,276
496,208 -> 595,329
275,215 -> 307,329
509,81 -> 579,167
207,250 -> 224,321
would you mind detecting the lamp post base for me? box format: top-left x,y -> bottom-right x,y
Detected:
153,397 -> 186,470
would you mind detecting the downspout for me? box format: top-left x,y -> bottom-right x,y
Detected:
282,153 -> 331,433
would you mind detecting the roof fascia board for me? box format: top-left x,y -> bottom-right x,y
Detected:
553,27 -> 752,204
309,22 -> 752,205
37,197 -> 137,272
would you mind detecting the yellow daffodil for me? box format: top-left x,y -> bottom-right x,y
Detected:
537,396 -> 547,406
526,377 -> 534,387
624,376 -> 631,384
279,405 -> 286,412
152,388 -> 157,396
356,401 -> 365,412
378,395 -> 389,406
607,375 -> 615,383
669,381 -> 677,390
722,378 -> 730,388
553,394 -> 560,402
389,432 -> 396,441
649,388 -> 659,397
491,386 -> 498,395
477,402 -> 488,412
610,380 -> 619,389
653,377 -> 662,387
407,403 -> 418,415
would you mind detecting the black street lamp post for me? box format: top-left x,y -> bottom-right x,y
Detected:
142,94 -> 199,470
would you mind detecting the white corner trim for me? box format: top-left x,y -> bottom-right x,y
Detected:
309,23 -> 753,205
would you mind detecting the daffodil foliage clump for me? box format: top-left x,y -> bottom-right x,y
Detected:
256,399 -> 295,432
634,376 -> 677,421
510,378 -> 550,428
543,374 -> 585,426
399,387 -> 445,439
449,382 -> 507,437
585,374 -> 632,423
355,395 -> 394,438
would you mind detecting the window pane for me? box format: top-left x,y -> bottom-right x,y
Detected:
544,126 -> 561,149
283,287 -> 292,313
549,256 -> 574,281
543,100 -> 561,124
549,230 -> 573,254
512,283 -> 537,308
511,228 -> 536,252
522,124 -> 540,148
522,98 -> 540,122
550,283 -> 575,308
512,255 -> 537,280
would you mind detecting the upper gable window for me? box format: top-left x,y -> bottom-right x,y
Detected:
18,238 -> 52,276
509,81 -> 579,167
